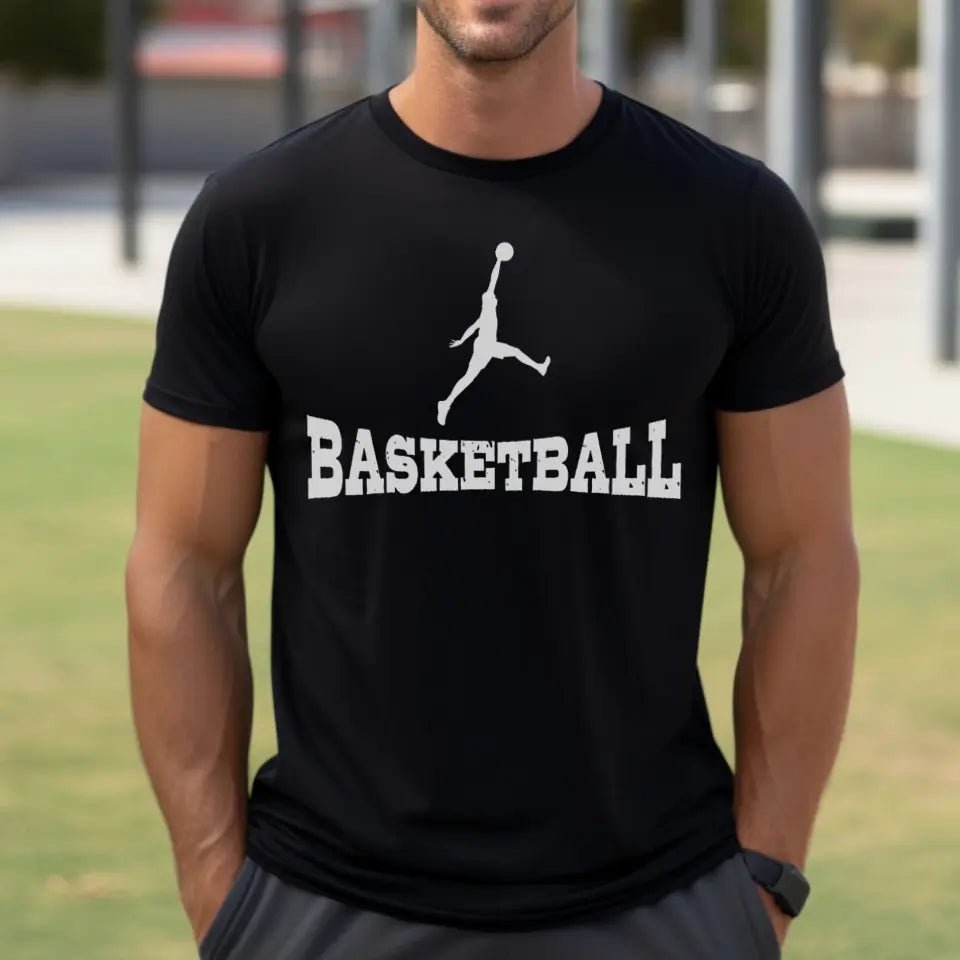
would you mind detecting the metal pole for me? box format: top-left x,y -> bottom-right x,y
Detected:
366,0 -> 402,94
110,0 -> 141,265
283,0 -> 305,132
766,0 -> 825,232
686,0 -> 721,135
581,0 -> 623,88
923,0 -> 960,363
917,0 -> 937,178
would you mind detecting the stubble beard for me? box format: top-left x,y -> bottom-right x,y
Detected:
417,0 -> 576,64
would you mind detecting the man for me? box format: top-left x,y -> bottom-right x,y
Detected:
126,1 -> 859,957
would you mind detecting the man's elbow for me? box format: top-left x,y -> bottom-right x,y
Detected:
800,525 -> 860,644
125,532 -> 200,648
817,524 -> 859,598
125,531 -> 245,645
745,524 -> 859,627
125,533 -> 170,648
837,530 -> 860,602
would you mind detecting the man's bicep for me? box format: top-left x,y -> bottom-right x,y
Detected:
135,403 -> 269,568
716,381 -> 853,565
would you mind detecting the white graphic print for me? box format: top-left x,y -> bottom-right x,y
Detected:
303,240 -> 684,501
437,242 -> 551,426
306,418 -> 682,500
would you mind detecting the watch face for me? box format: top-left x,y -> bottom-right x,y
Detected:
774,864 -> 811,917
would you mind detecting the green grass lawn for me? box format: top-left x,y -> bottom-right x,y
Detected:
0,306 -> 957,959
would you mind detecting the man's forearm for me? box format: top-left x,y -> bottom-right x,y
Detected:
126,539 -> 253,935
732,531 -> 859,868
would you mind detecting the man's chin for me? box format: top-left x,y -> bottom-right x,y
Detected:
419,0 -> 573,64
452,28 -> 535,63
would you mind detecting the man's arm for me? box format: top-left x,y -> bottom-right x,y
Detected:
716,381 -> 859,941
125,404 -> 269,944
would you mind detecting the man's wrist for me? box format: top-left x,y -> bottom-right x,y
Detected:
741,847 -> 811,918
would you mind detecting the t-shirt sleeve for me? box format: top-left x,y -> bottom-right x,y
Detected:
143,175 -> 279,430
709,163 -> 845,412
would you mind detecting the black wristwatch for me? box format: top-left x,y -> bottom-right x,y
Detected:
741,848 -> 811,918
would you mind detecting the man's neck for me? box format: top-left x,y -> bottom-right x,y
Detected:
388,12 -> 602,161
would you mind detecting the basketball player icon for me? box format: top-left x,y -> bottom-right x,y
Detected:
437,242 -> 551,426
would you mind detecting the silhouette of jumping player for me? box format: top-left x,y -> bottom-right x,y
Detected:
438,242 -> 551,426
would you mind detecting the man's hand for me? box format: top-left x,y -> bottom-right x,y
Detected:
755,883 -> 790,948
180,846 -> 247,945
449,337 -> 464,348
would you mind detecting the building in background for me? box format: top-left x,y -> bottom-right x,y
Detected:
140,0 -> 364,81
0,0 -> 383,179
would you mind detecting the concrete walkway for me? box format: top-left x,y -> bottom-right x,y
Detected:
826,240 -> 960,448
2,173 -> 959,449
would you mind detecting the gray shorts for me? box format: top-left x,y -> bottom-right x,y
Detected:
198,850 -> 781,960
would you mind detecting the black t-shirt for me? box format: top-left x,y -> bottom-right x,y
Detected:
144,82 -> 844,930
